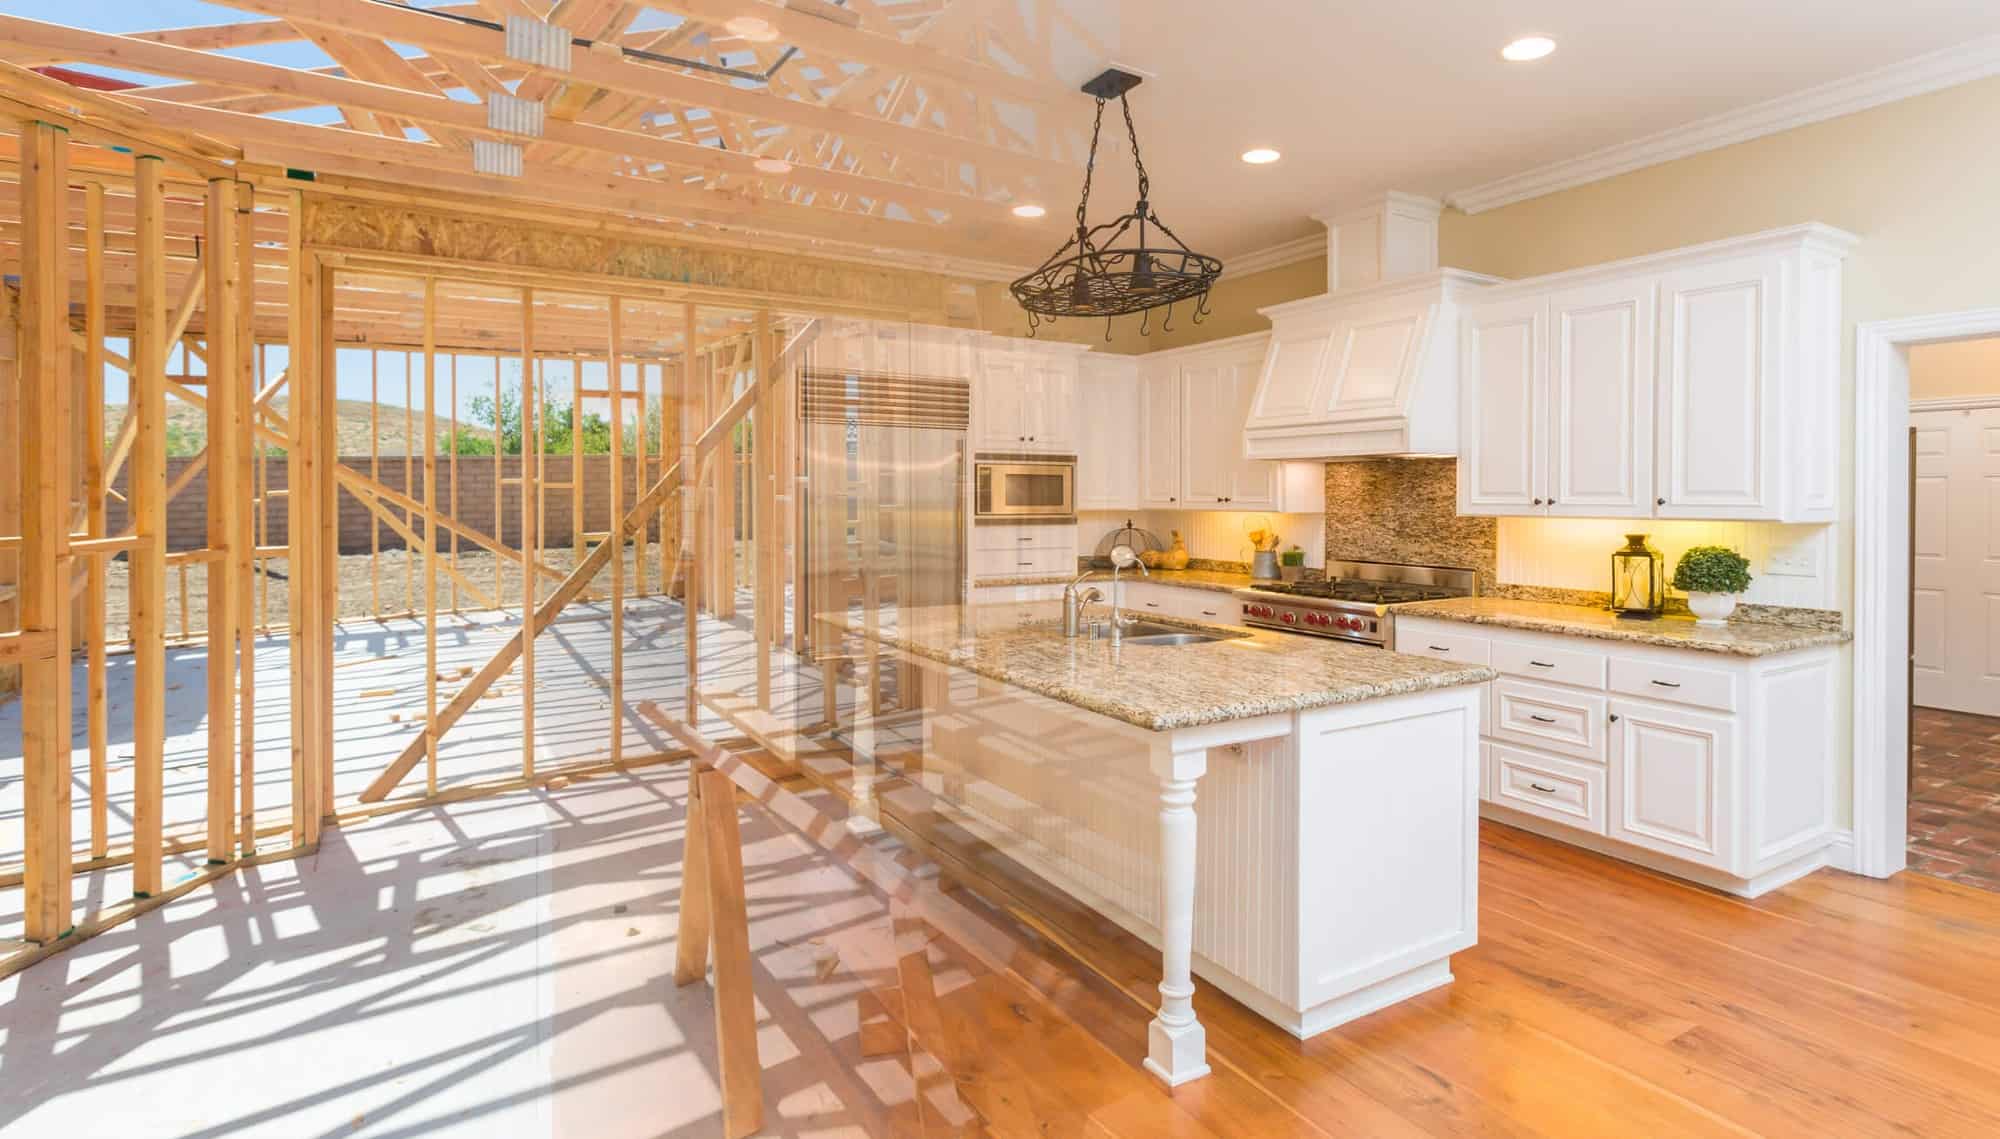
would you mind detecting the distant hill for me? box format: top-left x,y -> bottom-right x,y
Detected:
106,398 -> 479,458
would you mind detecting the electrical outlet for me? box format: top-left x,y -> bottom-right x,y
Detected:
1763,536 -> 1821,577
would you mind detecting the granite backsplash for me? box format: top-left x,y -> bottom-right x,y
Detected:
1321,458 -> 1843,632
1323,458 -> 1498,592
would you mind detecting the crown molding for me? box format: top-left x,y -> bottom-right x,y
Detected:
1911,395 -> 2000,414
1224,233 -> 1325,277
1447,33 -> 2000,215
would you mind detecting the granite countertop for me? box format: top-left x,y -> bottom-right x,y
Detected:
1394,597 -> 1852,657
972,567 -> 1261,592
822,601 -> 1494,732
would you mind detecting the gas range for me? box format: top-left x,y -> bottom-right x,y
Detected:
1234,560 -> 1478,647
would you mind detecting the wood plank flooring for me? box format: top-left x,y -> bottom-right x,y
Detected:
732,753 -> 2000,1139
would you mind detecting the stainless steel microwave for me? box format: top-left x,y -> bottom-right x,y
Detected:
974,455 -> 1075,521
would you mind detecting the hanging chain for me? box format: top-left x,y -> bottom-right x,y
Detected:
1075,96 -> 1107,237
1120,94 -> 1150,204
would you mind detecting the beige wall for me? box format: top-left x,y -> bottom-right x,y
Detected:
1910,336 -> 2000,400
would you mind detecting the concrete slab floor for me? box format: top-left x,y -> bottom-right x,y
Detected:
0,760 -> 940,1138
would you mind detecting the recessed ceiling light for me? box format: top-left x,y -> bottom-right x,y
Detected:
752,157 -> 793,175
1240,147 -> 1281,165
1500,35 -> 1556,62
1010,203 -> 1046,219
725,15 -> 779,42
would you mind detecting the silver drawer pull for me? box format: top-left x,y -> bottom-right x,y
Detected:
1145,602 -> 1161,608
1201,610 -> 1219,617
1650,679 -> 1682,688
1529,782 -> 1558,794
1527,713 -> 1557,724
1529,659 -> 1554,668
1017,561 -> 1034,566
1427,644 -> 1450,652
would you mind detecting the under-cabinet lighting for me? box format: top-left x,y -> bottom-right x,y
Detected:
1501,36 -> 1557,62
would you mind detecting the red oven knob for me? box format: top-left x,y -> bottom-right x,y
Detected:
1311,613 -> 1329,627
1282,612 -> 1297,625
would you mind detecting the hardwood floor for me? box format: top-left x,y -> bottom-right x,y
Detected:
1910,706 -> 2000,889
733,753 -> 2000,1138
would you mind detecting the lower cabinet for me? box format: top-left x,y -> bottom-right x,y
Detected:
1397,615 -> 1836,897
1606,697 -> 1732,867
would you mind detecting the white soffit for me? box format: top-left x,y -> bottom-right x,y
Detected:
1447,32 -> 2000,214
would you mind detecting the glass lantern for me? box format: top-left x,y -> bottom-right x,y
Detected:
1610,533 -> 1665,619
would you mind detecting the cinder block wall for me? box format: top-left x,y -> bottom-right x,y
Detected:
107,454 -> 670,554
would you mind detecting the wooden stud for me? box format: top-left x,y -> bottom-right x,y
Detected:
233,179 -> 257,856
20,118 -> 74,942
753,310 -> 772,711
698,767 -> 764,1139
423,279 -> 438,795
132,156 -> 168,890
82,179 -> 108,861
608,299 -> 624,764
285,190 -> 318,849
203,178 -> 240,863
520,287 -> 537,780
682,303 -> 700,726
369,348 -> 380,617
448,351 -> 459,615
403,350 -> 415,613
673,766 -> 712,986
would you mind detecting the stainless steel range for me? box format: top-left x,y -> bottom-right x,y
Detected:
1235,560 -> 1478,648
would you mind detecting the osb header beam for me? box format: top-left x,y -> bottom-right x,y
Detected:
300,194 -> 956,323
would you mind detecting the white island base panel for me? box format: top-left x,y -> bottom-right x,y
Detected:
908,662 -> 1483,1058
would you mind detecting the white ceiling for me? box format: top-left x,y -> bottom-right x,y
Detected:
1017,0 -> 2000,261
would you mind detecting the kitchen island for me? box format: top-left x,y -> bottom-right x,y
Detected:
817,601 -> 1493,1084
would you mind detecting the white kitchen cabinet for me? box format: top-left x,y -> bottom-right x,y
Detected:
1139,360 -> 1183,507
1394,615 -> 1837,897
1458,295 -> 1545,514
1456,224 -> 1852,522
1548,278 -> 1655,516
1654,255 -> 1781,519
1113,580 -> 1244,626
1460,279 -> 1657,517
1142,334 -> 1300,511
975,340 -> 1080,454
1077,355 -> 1140,510
1606,697 -> 1733,869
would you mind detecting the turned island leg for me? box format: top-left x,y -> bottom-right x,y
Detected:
1145,741 -> 1211,1086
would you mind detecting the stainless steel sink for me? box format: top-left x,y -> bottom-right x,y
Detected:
1122,631 -> 1234,646
1115,621 -> 1248,646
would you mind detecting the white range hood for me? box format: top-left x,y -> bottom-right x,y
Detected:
1243,194 -> 1498,460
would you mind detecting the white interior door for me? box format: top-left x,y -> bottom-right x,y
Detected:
1910,406 -> 2000,715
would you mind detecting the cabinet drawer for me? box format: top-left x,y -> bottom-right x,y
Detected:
1491,677 -> 1607,762
1491,636 -> 1607,689
1491,743 -> 1607,833
973,523 -> 1072,551
1397,627 -> 1491,665
1181,594 -> 1242,625
972,546 -> 1072,577
1609,655 -> 1738,712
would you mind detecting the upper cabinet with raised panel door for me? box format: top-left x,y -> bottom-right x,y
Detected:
1457,224 -> 1854,523
1139,334 -> 1323,512
1139,356 -> 1184,507
1077,354 -> 1140,510
974,339 -> 1083,454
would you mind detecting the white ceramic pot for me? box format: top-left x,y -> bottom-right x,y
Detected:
1686,591 -> 1739,627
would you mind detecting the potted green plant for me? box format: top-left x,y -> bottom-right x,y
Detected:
1672,546 -> 1752,626
1280,544 -> 1306,582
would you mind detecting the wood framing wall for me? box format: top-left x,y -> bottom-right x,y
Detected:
0,107 -> 851,975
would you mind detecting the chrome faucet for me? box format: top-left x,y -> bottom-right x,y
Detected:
1107,544 -> 1149,645
1063,568 -> 1104,637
